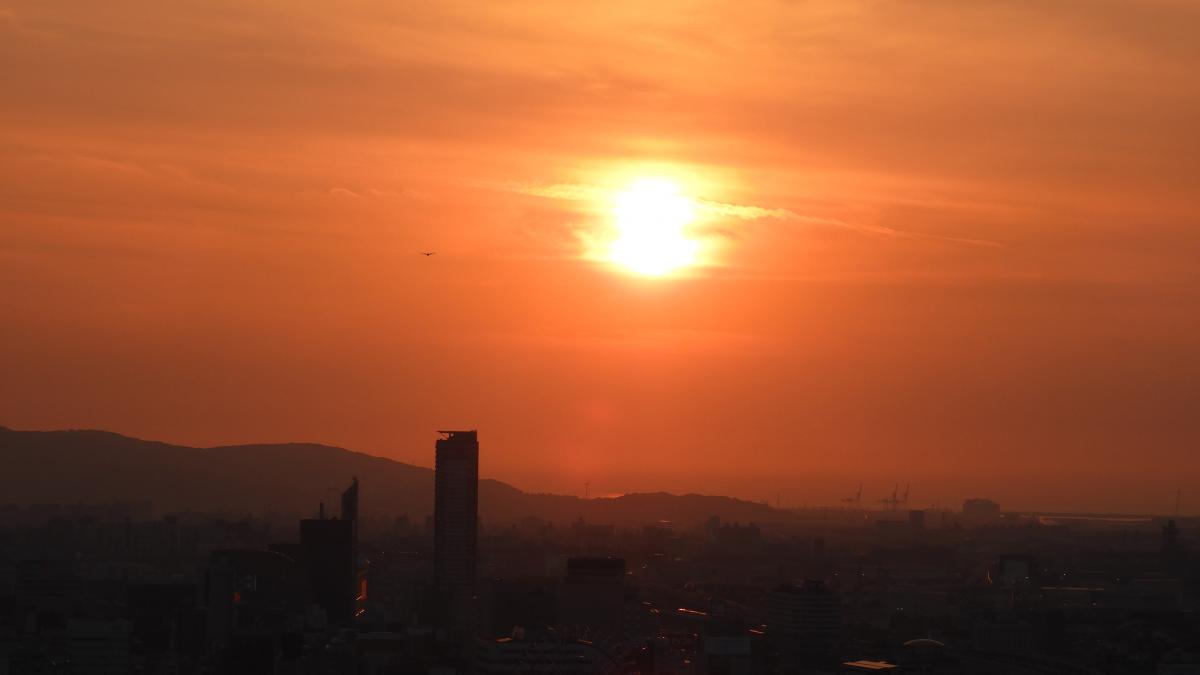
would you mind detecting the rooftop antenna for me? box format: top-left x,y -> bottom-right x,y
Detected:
585,482 -> 590,500
1174,488 -> 1181,518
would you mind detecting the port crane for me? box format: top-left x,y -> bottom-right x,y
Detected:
878,483 -> 910,510
841,483 -> 863,509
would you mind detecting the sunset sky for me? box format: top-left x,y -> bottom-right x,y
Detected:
2,1 -> 1198,513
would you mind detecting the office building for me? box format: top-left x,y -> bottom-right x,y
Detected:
558,557 -> 627,638
476,631 -> 610,675
767,580 -> 841,669
299,478 -> 359,625
204,548 -> 307,669
434,430 -> 479,637
962,498 -> 1001,527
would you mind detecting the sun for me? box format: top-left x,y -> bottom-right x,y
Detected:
607,179 -> 701,276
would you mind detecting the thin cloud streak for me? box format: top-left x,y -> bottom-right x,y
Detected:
515,182 -> 1003,247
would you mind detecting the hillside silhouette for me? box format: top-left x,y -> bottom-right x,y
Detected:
0,427 -> 789,526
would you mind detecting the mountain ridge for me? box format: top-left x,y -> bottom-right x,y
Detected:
0,426 -> 790,526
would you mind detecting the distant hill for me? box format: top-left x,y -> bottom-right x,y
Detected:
0,427 -> 790,526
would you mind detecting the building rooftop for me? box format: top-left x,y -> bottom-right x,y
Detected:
842,661 -> 898,671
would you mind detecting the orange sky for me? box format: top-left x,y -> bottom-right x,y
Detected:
2,1 -> 1198,514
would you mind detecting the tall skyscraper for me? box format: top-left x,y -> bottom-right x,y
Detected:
434,430 -> 479,638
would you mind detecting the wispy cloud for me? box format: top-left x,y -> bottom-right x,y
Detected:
694,200 -> 792,221
512,182 -> 1002,247
508,182 -> 608,202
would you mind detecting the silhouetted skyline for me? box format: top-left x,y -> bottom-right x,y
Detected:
1,426 -> 1193,518
0,427 -> 1193,673
1,1 -> 1198,670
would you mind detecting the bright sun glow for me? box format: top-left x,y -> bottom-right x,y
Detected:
608,179 -> 700,276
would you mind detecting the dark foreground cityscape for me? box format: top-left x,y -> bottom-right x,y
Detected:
0,429 -> 1196,674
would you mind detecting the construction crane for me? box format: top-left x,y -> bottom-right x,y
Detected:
878,483 -> 910,511
841,483 -> 863,509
